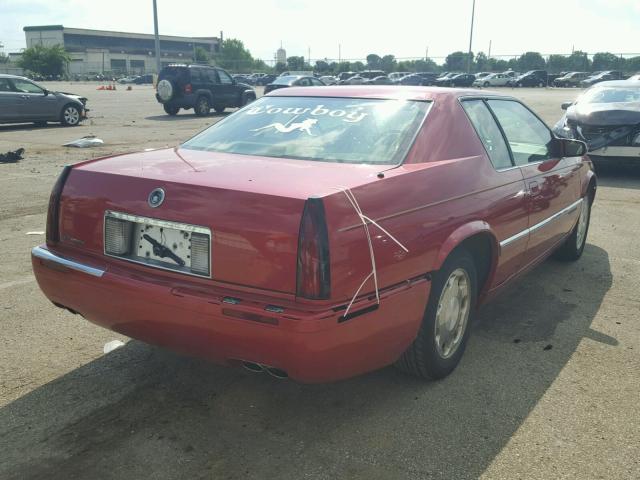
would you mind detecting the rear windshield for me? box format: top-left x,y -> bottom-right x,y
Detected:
159,67 -> 189,82
182,97 -> 431,164
272,76 -> 297,85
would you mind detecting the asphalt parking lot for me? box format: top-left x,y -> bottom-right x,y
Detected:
1,83 -> 638,480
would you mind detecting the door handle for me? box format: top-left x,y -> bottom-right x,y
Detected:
21,95 -> 29,99
529,181 -> 540,194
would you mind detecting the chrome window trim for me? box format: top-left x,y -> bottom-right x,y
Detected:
103,211 -> 212,279
500,197 -> 583,248
32,246 -> 105,278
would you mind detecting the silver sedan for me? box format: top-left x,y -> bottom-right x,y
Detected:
0,74 -> 88,126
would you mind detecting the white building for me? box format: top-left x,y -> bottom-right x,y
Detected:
23,25 -> 219,75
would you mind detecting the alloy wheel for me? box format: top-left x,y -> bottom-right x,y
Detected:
434,268 -> 471,359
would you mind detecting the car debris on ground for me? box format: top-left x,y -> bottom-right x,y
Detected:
63,136 -> 104,148
0,148 -> 25,164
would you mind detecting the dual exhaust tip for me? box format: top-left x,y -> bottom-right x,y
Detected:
241,361 -> 288,380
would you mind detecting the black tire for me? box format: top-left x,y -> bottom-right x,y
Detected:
194,96 -> 210,116
241,94 -> 255,107
60,104 -> 81,126
163,105 -> 179,116
214,105 -> 226,114
538,81 -> 545,88
483,81 -> 490,87
396,248 -> 478,380
554,196 -> 591,261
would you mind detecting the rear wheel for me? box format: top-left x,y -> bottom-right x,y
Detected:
241,94 -> 255,107
163,105 -> 179,116
554,196 -> 591,261
60,104 -> 81,126
538,81 -> 545,87
396,248 -> 477,380
194,96 -> 210,116
483,81 -> 490,87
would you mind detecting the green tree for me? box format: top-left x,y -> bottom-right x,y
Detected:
275,61 -> 287,74
353,61 -> 365,71
0,53 -> 9,64
314,60 -> 330,73
475,52 -> 489,72
287,56 -> 305,71
592,52 -> 623,71
487,58 -> 509,72
18,44 -> 70,77
517,51 -> 546,71
380,55 -> 396,73
217,38 -> 254,72
547,54 -> 569,73
366,54 -> 382,70
444,51 -> 473,72
194,46 -> 209,63
625,56 -> 640,73
566,51 -> 590,72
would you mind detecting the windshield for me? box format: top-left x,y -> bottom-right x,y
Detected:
580,86 -> 640,104
182,96 -> 431,164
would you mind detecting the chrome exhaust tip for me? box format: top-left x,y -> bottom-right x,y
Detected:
265,367 -> 288,380
242,361 -> 264,373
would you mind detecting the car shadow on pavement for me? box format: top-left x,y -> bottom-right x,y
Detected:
0,245 -> 613,480
145,112 -> 231,122
0,123 -> 67,132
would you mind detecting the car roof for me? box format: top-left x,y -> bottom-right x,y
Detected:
0,74 -> 21,79
267,85 -> 513,101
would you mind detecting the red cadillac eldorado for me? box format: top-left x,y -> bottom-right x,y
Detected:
32,86 -> 596,383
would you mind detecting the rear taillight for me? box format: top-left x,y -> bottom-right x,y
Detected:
46,165 -> 72,245
296,198 -> 331,299
184,83 -> 193,94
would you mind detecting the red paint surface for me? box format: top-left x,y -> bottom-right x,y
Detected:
33,87 -> 595,382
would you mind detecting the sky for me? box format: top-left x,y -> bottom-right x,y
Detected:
1,0 -> 639,62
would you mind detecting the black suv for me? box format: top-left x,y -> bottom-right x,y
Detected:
156,65 -> 256,116
512,70 -> 548,87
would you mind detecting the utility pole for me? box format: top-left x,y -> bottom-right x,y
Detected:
488,40 -> 492,59
425,46 -> 429,61
338,43 -> 341,63
308,46 -> 311,67
152,0 -> 161,73
467,0 -> 476,73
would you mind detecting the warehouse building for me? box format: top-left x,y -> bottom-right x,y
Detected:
23,25 -> 220,75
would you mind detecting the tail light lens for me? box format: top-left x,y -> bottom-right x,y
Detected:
46,165 -> 72,245
184,83 -> 193,94
104,217 -> 133,255
296,198 -> 331,299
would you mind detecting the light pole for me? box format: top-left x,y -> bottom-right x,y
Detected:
152,0 -> 161,73
467,0 -> 476,73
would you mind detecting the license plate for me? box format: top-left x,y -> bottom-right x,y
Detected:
104,211 -> 211,278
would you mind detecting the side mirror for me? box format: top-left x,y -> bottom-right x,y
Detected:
560,138 -> 587,157
43,89 -> 49,96
561,101 -> 572,110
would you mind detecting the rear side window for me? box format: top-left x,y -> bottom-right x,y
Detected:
205,69 -> 218,84
487,100 -> 553,165
461,100 -> 513,170
217,70 -> 233,84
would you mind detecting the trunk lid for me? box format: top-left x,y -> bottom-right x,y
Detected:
59,148 -> 384,293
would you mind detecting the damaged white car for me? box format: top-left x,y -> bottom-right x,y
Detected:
554,80 -> 640,163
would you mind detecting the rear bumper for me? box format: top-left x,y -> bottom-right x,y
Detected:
32,246 -> 430,383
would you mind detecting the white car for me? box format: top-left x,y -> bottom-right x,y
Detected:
319,75 -> 337,85
473,73 -> 511,87
627,74 -> 640,82
388,72 -> 410,82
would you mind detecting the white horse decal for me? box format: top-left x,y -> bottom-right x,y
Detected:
251,118 -> 317,136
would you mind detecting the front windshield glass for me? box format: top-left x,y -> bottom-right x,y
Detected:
182,96 -> 431,164
581,86 -> 640,104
